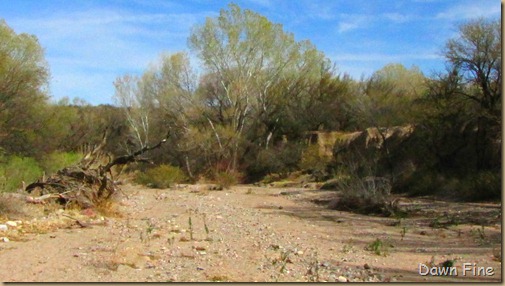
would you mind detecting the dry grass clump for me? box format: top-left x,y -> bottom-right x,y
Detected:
332,175 -> 397,216
0,195 -> 22,218
95,200 -> 123,218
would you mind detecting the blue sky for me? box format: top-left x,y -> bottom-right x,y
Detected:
0,0 -> 500,105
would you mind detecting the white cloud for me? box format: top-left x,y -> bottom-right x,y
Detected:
382,13 -> 412,23
244,0 -> 273,8
435,2 -> 500,20
336,14 -> 369,33
7,7 -> 215,104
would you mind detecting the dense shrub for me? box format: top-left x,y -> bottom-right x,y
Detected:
135,164 -> 186,189
245,143 -> 303,182
0,156 -> 43,193
214,170 -> 243,189
461,171 -> 501,201
404,169 -> 500,201
299,144 -> 332,181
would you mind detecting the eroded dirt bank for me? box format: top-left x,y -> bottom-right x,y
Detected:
0,184 -> 501,282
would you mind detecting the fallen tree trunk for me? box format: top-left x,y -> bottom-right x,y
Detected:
25,131 -> 169,209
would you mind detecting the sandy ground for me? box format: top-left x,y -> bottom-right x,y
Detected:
0,183 -> 501,282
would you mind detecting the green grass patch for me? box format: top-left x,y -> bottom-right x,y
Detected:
0,156 -> 43,193
40,151 -> 82,175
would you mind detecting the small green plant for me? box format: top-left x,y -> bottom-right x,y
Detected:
203,213 -> 211,241
477,225 -> 486,239
188,210 -> 194,241
366,238 -> 392,256
274,249 -> 293,274
342,244 -> 354,254
140,220 -> 156,244
304,250 -> 320,282
400,226 -> 407,240
471,225 -> 488,245
135,164 -> 186,189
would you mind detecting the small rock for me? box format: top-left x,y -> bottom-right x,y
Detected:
338,276 -> 348,282
0,224 -> 7,231
296,250 -> 304,255
364,263 -> 371,269
1,237 -> 9,242
5,221 -> 17,227
81,208 -> 96,217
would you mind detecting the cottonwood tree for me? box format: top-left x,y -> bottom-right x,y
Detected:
0,20 -> 50,156
147,52 -> 200,177
113,52 -> 202,175
113,74 -> 153,151
189,3 -> 328,171
356,63 -> 426,129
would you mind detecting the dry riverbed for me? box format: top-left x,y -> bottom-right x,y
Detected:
0,183 -> 501,282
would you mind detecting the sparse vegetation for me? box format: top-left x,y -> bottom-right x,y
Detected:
135,164 -> 186,189
366,238 -> 392,256
0,5 -> 500,283
214,171 -> 242,189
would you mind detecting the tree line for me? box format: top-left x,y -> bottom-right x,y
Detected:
0,4 -> 500,200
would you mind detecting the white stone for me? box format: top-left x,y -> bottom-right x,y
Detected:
0,224 -> 7,231
1,237 -> 9,242
5,221 -> 17,227
338,276 -> 347,282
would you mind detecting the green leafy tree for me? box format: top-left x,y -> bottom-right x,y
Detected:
444,18 -> 501,119
189,3 -> 328,171
0,20 -> 50,156
402,18 -> 501,200
356,63 -> 426,129
426,18 -> 500,172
